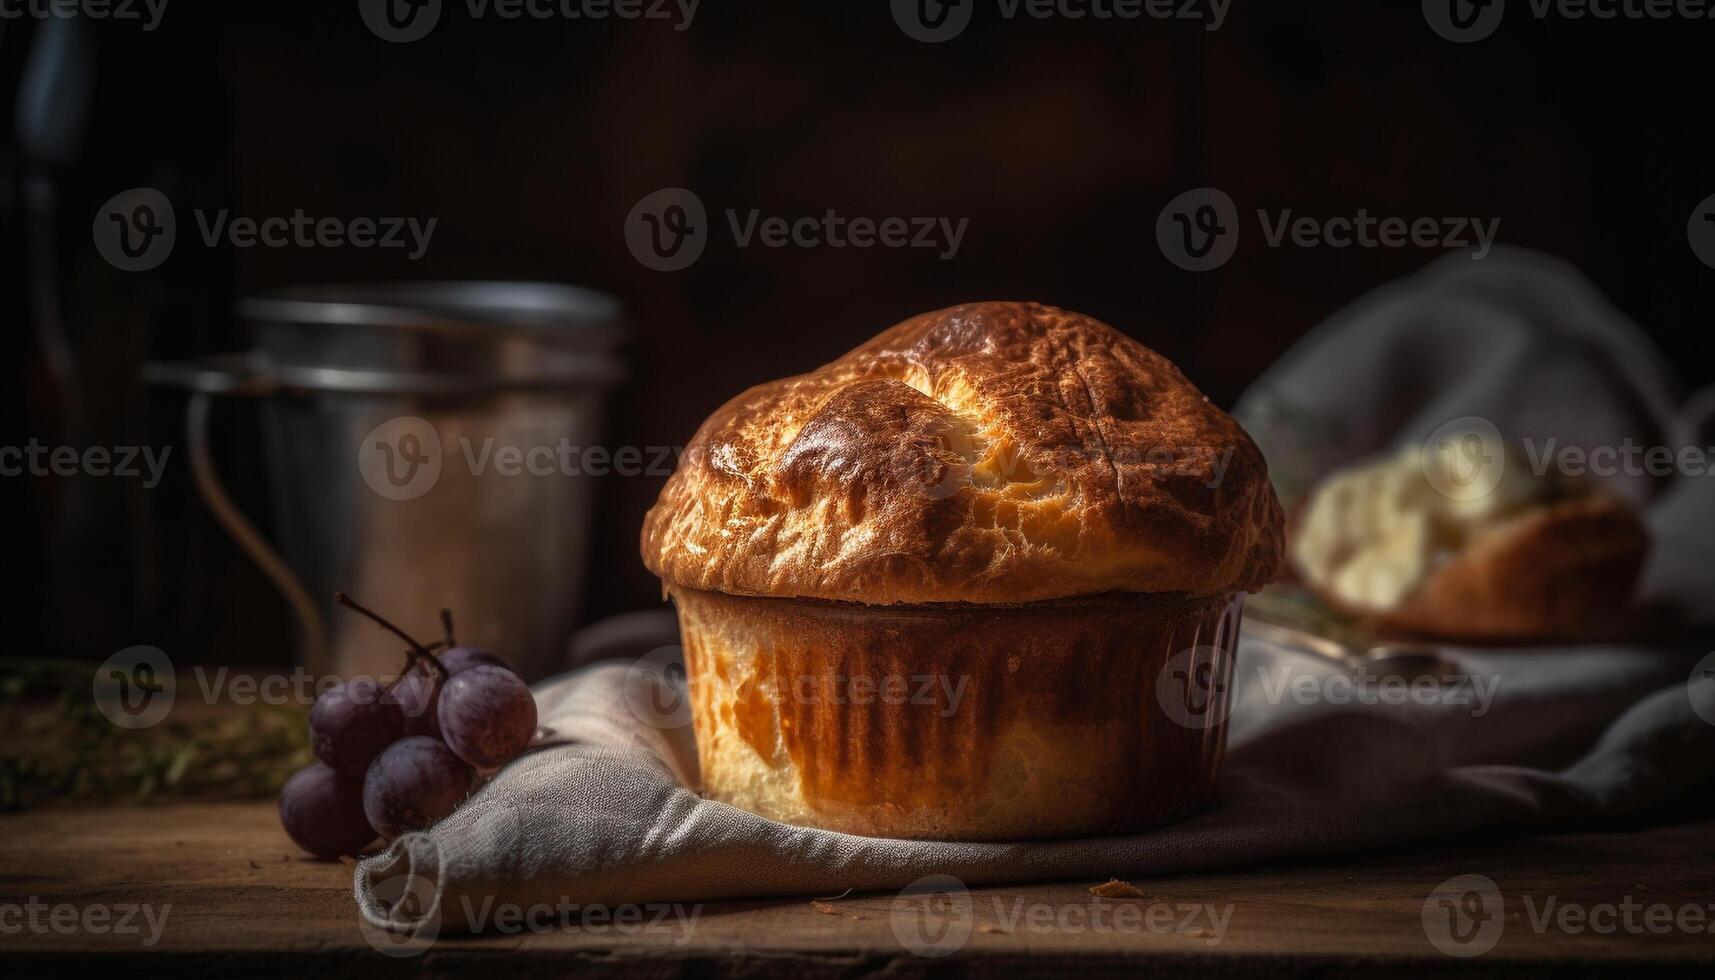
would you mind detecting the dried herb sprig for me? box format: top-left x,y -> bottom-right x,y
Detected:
0,658 -> 310,812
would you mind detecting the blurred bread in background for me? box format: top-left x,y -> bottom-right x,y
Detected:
1290,441 -> 1647,642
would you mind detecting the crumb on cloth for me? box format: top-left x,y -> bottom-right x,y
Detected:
1089,878 -> 1149,899
809,887 -> 854,916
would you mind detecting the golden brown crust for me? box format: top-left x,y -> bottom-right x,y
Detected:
1365,494 -> 1648,642
642,302 -> 1284,604
1291,491 -> 1648,643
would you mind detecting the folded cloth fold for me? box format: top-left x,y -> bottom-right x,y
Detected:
357,249 -> 1715,933
357,647 -> 1715,933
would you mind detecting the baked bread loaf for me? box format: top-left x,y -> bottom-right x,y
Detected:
643,302 -> 1282,604
1290,443 -> 1647,642
642,302 -> 1284,840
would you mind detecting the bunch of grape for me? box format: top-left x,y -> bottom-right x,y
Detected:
279,594 -> 539,859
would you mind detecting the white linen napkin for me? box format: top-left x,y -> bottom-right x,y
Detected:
357,249 -> 1715,934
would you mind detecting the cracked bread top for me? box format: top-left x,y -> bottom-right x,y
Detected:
642,302 -> 1283,604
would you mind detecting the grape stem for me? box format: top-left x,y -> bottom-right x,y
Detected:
441,608 -> 455,648
334,592 -> 449,682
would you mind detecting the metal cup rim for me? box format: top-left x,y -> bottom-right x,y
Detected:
238,280 -> 625,347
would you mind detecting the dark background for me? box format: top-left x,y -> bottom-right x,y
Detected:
4,0 -> 1712,665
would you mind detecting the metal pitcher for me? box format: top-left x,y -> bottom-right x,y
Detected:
148,282 -> 626,681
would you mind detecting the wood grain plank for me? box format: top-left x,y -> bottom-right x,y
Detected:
0,803 -> 1711,977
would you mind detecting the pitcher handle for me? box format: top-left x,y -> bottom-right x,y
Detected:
147,355 -> 328,668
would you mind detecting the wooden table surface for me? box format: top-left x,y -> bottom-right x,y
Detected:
1,803 -> 1711,977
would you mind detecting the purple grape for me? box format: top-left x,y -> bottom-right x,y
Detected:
279,763 -> 377,859
437,665 -> 538,770
391,665 -> 442,738
362,736 -> 473,840
440,645 -> 512,676
310,677 -> 405,778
